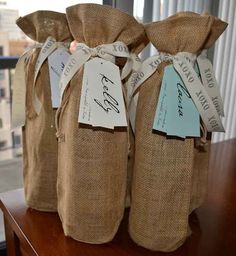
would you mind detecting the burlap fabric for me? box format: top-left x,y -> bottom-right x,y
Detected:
56,4 -> 147,243
129,12 -> 227,252
190,14 -> 227,212
16,11 -> 72,212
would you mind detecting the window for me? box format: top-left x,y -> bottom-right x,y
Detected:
0,88 -> 5,97
14,135 -> 21,146
0,70 -> 5,80
0,140 -> 6,149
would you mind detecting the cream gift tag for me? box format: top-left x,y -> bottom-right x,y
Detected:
79,57 -> 127,129
48,48 -> 70,108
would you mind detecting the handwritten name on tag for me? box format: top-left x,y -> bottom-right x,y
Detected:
48,48 -> 70,108
79,57 -> 127,129
165,65 -> 200,138
153,65 -> 200,138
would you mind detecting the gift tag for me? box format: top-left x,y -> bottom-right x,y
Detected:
165,65 -> 200,138
79,57 -> 127,129
48,48 -> 70,108
153,65 -> 200,138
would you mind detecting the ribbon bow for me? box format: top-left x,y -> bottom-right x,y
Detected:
59,41 -> 141,103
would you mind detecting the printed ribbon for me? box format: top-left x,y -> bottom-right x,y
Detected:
11,43 -> 43,129
128,51 -> 224,133
173,52 -> 224,132
33,37 -> 70,115
59,41 -> 141,103
196,50 -> 224,116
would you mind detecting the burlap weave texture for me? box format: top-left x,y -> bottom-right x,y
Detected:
16,11 -> 72,212
129,12 -> 227,252
56,4 -> 147,243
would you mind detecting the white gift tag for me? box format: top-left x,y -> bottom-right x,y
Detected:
48,48 -> 70,108
79,57 -> 127,129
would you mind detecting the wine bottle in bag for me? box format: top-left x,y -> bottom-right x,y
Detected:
15,11 -> 72,211
56,4 -> 147,243
189,13 -> 227,212
129,12 -> 227,252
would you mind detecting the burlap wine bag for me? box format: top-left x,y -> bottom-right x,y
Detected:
56,4 -> 147,243
190,14 -> 227,212
129,12 -> 227,252
16,11 -> 72,212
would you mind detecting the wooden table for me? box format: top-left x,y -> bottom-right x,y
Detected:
1,139 -> 236,256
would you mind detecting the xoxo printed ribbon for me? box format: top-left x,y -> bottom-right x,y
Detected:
128,51 -> 224,133
59,41 -> 141,104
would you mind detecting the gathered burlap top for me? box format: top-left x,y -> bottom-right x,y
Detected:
129,12 -> 227,252
66,3 -> 148,53
17,11 -> 72,43
16,11 -> 72,212
145,12 -> 227,54
56,4 -> 147,244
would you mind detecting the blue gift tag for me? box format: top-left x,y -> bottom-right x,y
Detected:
153,64 -> 200,138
